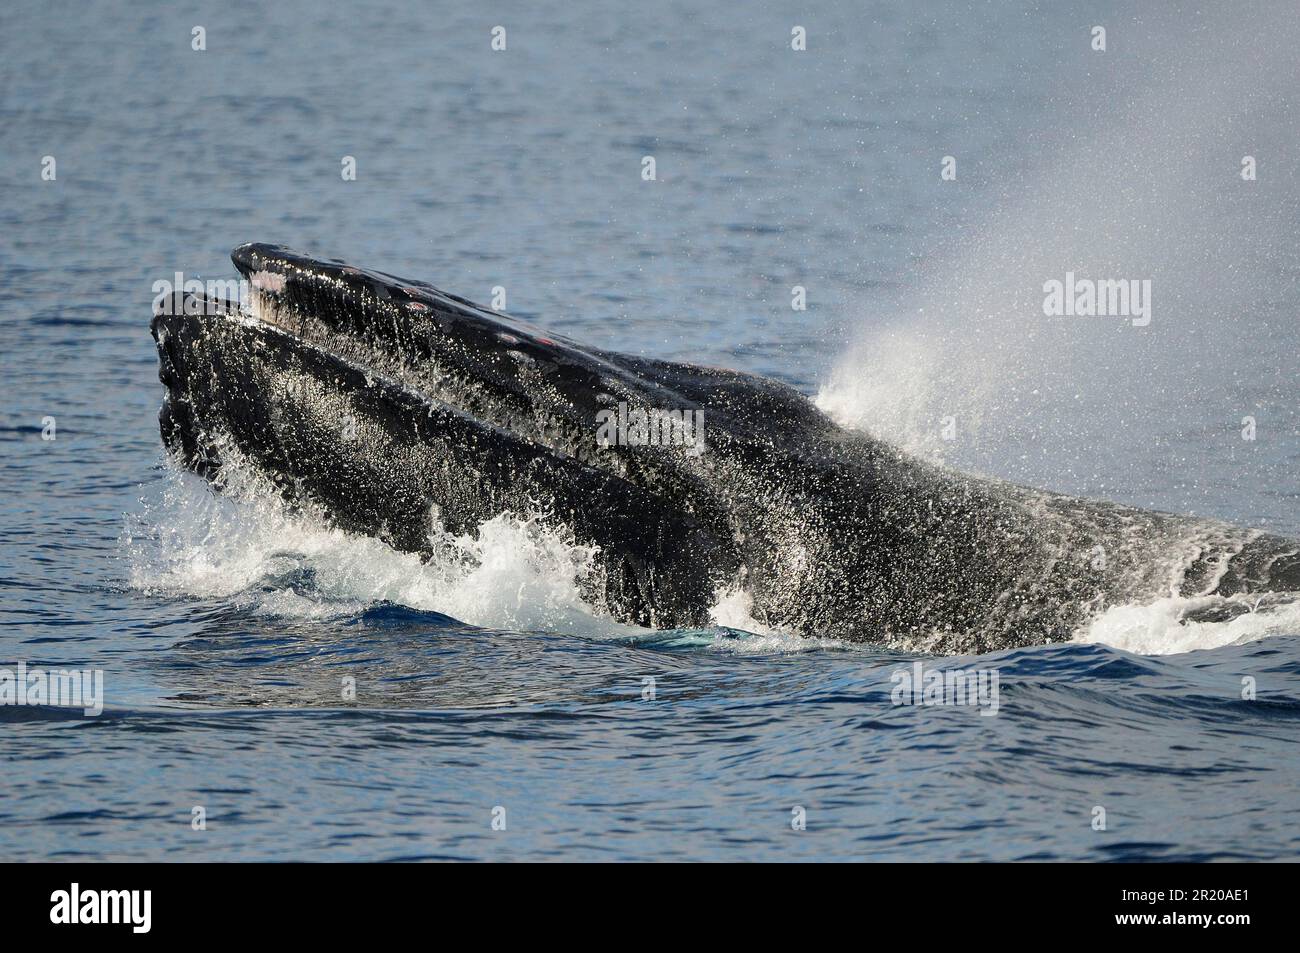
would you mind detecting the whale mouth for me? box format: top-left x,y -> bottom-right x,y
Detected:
161,244 -> 733,485
149,245 -> 733,629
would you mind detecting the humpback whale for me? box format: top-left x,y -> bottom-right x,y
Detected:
151,244 -> 1300,651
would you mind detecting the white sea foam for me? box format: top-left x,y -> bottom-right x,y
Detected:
705,588 -> 847,654
125,467 -> 840,652
1074,594 -> 1300,656
124,467 -> 636,638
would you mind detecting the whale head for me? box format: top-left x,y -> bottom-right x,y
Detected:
150,244 -> 852,627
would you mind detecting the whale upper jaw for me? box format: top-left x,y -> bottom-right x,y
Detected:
219,243 -> 733,472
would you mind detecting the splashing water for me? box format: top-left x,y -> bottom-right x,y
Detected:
1077,594 -> 1300,656
815,8 -> 1300,483
811,7 -> 1300,656
124,466 -> 631,637
123,462 -> 1300,656
123,464 -> 838,652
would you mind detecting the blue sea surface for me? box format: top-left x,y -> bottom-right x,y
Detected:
2,0 -> 1298,861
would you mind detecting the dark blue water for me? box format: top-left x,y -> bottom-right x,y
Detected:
3,0 -> 1299,861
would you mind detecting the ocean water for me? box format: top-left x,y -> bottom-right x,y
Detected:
2,0 -> 1299,861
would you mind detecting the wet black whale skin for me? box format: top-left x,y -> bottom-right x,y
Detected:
151,245 -> 1300,649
